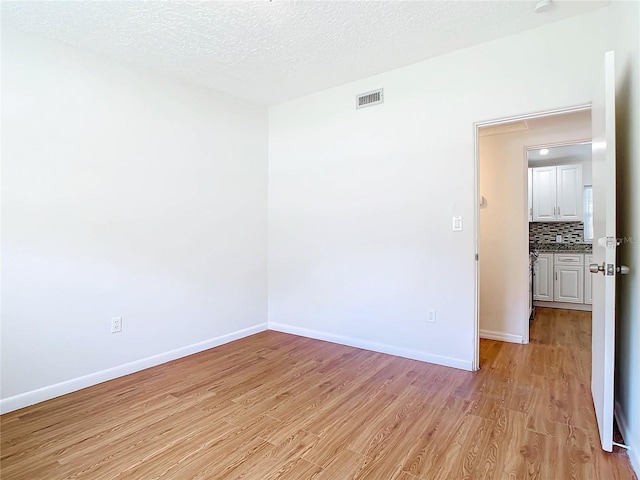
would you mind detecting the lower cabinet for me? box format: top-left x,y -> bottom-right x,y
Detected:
534,253 -> 554,301
554,265 -> 584,303
534,252 -> 590,307
553,253 -> 584,303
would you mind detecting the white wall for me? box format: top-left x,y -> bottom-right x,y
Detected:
1,11 -> 637,475
1,28 -> 268,410
479,113 -> 591,343
608,0 -> 640,474
268,12 -> 608,370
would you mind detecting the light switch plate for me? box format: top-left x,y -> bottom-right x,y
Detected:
452,216 -> 463,231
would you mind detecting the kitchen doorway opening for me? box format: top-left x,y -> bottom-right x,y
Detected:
526,141 -> 593,324
473,105 -> 592,370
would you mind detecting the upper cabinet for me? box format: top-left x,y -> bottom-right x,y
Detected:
532,166 -> 556,221
556,165 -> 583,221
531,164 -> 583,222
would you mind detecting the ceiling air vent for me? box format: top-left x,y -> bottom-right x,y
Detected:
356,88 -> 384,109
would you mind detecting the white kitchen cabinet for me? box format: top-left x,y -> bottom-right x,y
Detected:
554,266 -> 585,303
534,252 -> 592,307
532,166 -> 556,221
584,254 -> 593,304
531,164 -> 583,222
553,254 -> 584,303
556,165 -> 583,221
534,253 -> 554,301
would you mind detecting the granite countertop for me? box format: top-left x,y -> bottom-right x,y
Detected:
530,242 -> 593,253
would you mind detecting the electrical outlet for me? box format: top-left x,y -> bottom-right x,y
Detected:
427,309 -> 437,323
111,317 -> 122,333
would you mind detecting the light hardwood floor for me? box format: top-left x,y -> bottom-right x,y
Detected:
1,308 -> 636,479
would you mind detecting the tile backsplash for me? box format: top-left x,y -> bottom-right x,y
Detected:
529,222 -> 585,244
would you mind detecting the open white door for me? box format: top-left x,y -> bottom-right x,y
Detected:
590,50 -> 617,452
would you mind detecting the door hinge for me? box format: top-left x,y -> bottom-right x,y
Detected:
475,254 -> 479,261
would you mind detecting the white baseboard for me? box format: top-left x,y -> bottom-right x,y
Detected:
615,400 -> 640,476
534,301 -> 592,311
268,322 -> 473,371
480,329 -> 525,344
0,323 -> 268,414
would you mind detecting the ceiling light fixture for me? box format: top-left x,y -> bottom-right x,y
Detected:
539,148 -> 550,155
534,0 -> 553,13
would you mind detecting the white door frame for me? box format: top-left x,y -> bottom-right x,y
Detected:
473,104 -> 591,370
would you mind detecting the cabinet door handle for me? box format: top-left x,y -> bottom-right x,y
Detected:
557,206 -> 561,216
555,272 -> 558,280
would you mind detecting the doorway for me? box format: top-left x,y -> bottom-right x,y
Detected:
474,106 -> 592,368
527,141 -> 593,322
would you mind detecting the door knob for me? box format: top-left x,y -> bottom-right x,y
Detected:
617,265 -> 630,275
590,263 -> 605,274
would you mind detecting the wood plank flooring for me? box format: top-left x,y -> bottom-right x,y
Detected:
1,308 -> 636,479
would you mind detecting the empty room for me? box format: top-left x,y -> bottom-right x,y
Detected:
1,1 -> 639,479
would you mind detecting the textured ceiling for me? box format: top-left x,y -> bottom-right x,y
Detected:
2,1 -> 609,105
